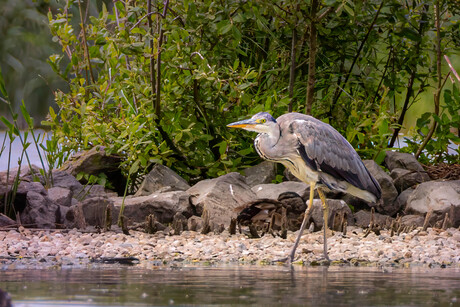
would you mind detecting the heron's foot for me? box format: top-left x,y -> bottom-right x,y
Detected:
316,255 -> 331,266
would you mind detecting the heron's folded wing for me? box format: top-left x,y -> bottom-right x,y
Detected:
289,118 -> 380,198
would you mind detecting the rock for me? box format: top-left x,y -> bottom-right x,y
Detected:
187,216 -> 204,232
243,161 -> 277,187
0,213 -> 16,228
278,192 -> 306,213
59,146 -> 125,194
363,160 -> 398,215
112,191 -> 193,225
392,188 -> 415,214
47,187 -> 73,207
187,172 -> 256,231
384,151 -> 425,172
252,181 -> 309,200
0,164 -> 41,184
48,171 -> 86,198
20,191 -> 60,228
400,215 -> 424,228
390,168 -> 430,193
353,210 -> 393,228
405,180 -> 460,227
135,164 -> 190,196
79,197 -> 114,228
11,181 -> 48,212
64,205 -> 86,229
310,199 -> 354,231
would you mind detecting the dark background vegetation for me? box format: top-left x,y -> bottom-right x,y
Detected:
1,0 -> 459,188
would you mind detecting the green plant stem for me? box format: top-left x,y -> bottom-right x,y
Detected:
416,0 -> 442,159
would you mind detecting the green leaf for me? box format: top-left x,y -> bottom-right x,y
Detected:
20,101 -> 33,128
217,20 -> 232,35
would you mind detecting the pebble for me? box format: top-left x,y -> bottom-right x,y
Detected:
0,226 -> 459,268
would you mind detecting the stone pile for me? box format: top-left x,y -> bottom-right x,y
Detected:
1,148 -> 459,243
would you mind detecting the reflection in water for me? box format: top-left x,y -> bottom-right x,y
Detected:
0,266 -> 458,306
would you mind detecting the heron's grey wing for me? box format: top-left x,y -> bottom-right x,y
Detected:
288,117 -> 381,198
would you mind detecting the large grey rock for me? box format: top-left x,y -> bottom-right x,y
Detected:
363,160 -> 398,215
252,181 -> 309,200
20,191 -> 60,228
78,197 -> 114,227
48,187 -> 73,207
243,161 -> 276,187
0,213 -> 16,228
400,215 -> 425,228
59,146 -> 125,194
390,168 -> 430,193
385,151 -> 425,172
392,187 -> 415,214
49,171 -> 85,198
0,164 -> 41,184
310,199 -> 354,231
405,180 -> 460,227
135,164 -> 190,196
63,204 -> 86,229
112,191 -> 193,225
187,172 -> 256,230
353,210 -> 393,228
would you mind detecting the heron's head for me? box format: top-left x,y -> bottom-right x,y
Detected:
227,112 -> 277,133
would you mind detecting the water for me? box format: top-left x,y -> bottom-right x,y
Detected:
0,266 -> 458,306
0,130 -> 49,172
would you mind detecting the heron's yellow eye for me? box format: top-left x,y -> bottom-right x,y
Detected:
258,118 -> 266,124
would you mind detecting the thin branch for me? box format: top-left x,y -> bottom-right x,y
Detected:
305,0 -> 318,115
330,0 -> 384,113
416,0 -> 443,159
77,0 -> 95,84
288,27 -> 297,112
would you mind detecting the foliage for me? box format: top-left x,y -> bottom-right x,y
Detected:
405,84 -> 460,164
42,0 -> 460,188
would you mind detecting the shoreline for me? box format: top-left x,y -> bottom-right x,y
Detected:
1,226 -> 459,269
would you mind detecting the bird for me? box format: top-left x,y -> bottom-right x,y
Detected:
227,112 -> 381,263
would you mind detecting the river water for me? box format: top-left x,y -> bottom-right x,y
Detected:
0,265 -> 458,306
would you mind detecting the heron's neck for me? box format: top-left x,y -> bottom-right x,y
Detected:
255,123 -> 281,161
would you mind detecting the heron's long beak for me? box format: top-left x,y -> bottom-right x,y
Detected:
227,118 -> 257,129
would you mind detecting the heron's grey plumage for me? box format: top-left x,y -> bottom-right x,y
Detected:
231,112 -> 381,202
227,111 -> 382,263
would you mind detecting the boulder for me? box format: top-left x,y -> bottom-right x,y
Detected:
384,151 -> 425,172
353,210 -> 393,228
400,215 -> 425,228
187,172 -> 256,231
63,204 -> 86,229
0,213 -> 16,228
0,164 -> 41,184
363,160 -> 398,215
390,168 -> 430,193
78,197 -> 114,228
187,216 -> 204,232
20,191 -> 60,228
392,187 -> 415,214
405,180 -> 460,227
47,187 -> 73,207
135,164 -> 190,196
310,199 -> 354,231
252,181 -> 309,200
48,171 -> 85,198
59,146 -> 125,194
243,161 -> 276,187
112,191 -> 193,225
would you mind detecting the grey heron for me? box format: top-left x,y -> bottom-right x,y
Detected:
227,112 -> 381,263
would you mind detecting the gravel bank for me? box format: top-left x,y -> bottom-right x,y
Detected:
1,226 -> 459,268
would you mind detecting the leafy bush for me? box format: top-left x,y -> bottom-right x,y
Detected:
43,0 -> 459,190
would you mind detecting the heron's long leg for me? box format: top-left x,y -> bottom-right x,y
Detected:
317,188 -> 330,261
288,182 -> 316,264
